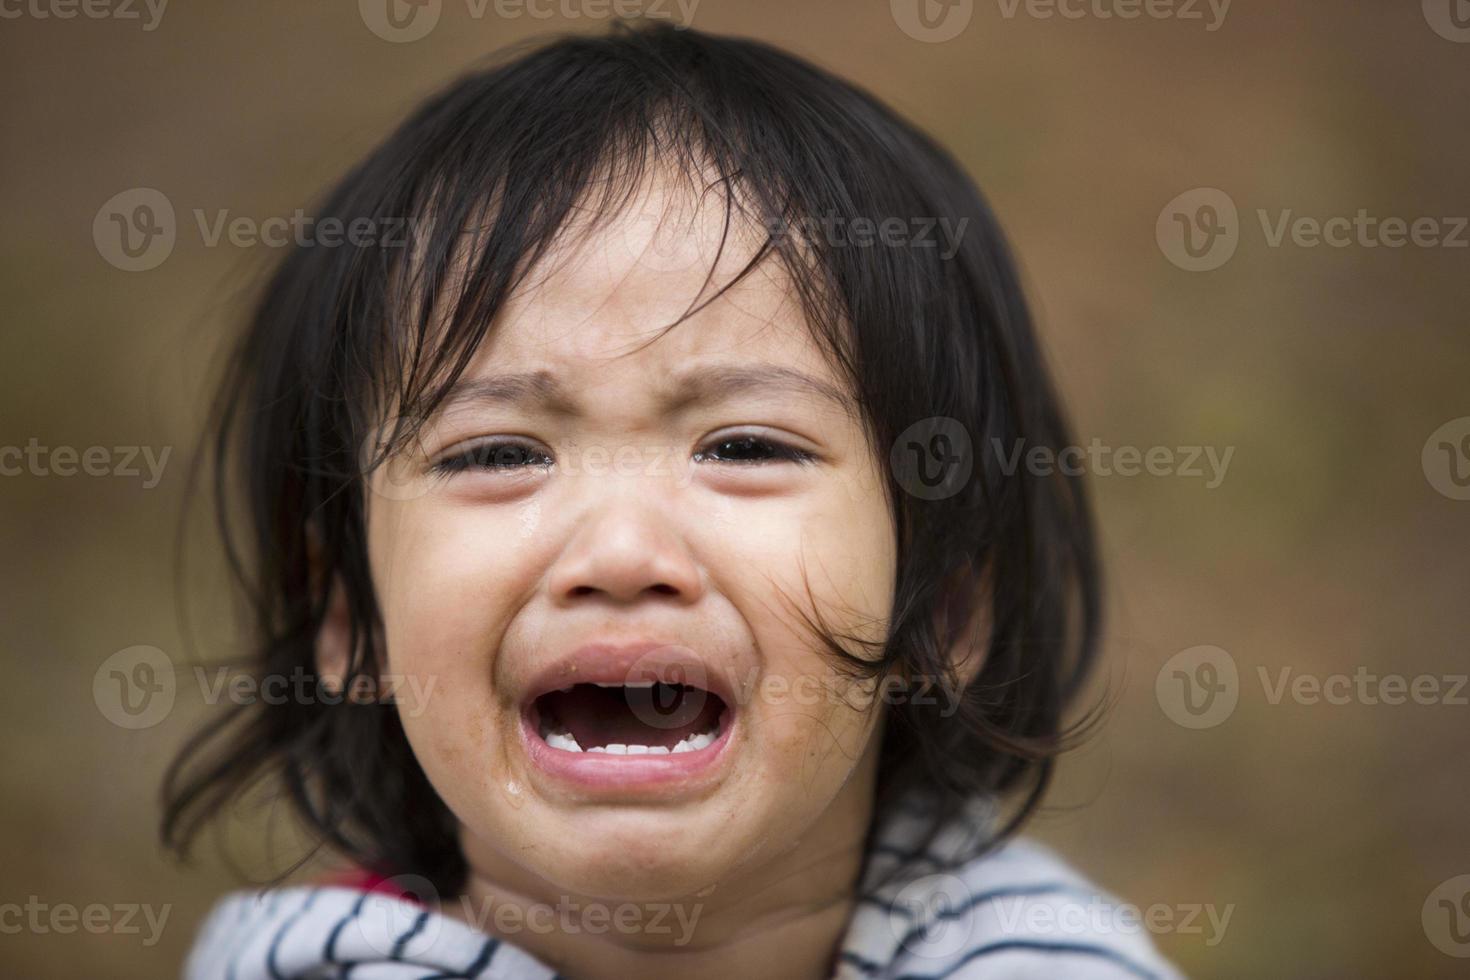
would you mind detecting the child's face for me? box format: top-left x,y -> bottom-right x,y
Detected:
362,176 -> 897,903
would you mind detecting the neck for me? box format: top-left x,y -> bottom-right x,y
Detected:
454,885 -> 860,980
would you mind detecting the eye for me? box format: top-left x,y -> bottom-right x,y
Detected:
432,440 -> 553,475
694,434 -> 816,466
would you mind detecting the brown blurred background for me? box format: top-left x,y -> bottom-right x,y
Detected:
3,1 -> 1468,977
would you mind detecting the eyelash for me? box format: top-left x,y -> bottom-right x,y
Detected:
693,435 -> 817,466
431,435 -> 816,475
433,442 -> 554,475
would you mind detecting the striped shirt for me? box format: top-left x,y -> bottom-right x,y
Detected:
184,800 -> 1184,979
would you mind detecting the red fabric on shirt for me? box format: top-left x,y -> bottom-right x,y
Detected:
325,868 -> 425,905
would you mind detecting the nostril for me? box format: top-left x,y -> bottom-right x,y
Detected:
565,583 -> 681,599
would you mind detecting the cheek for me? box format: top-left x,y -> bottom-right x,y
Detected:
368,500 -> 542,816
721,466 -> 895,789
719,461 -> 895,648
750,673 -> 881,796
368,499 -> 540,697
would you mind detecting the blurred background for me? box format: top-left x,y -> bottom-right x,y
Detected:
3,1 -> 1468,976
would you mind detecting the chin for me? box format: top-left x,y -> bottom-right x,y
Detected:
517,797 -> 761,902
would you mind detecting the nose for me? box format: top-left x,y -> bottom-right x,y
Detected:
546,497 -> 705,606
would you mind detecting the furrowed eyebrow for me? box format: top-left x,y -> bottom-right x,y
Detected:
436,371 -> 576,416
435,364 -> 855,418
663,365 -> 856,416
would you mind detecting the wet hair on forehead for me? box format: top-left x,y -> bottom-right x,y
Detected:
368,81 -> 867,470
375,156 -> 853,456
164,21 -> 1103,896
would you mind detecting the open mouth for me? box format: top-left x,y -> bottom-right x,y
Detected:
516,641 -> 742,793
531,681 -> 729,755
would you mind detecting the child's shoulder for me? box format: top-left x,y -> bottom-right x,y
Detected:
183,883 -> 553,980
840,804 -> 1187,979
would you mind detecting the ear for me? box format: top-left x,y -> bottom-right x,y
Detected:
937,563 -> 992,689
308,526 -> 358,691
316,575 -> 353,692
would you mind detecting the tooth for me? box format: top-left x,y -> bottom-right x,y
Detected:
647,745 -> 670,755
546,731 -> 582,752
666,723 -> 720,754
627,744 -> 649,755
623,681 -> 655,689
604,743 -> 628,755
588,746 -> 609,754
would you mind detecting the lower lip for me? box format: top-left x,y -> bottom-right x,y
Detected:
519,705 -> 736,795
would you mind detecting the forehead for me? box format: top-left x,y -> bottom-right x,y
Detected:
463,168 -> 839,390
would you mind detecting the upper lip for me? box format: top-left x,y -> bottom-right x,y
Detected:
521,640 -> 740,709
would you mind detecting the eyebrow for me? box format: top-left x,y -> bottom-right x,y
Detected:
436,364 -> 855,417
666,364 -> 855,415
437,371 -> 576,416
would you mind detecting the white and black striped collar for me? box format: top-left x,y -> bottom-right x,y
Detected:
186,798 -> 1182,979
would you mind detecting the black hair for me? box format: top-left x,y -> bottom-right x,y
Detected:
162,20 -> 1102,896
